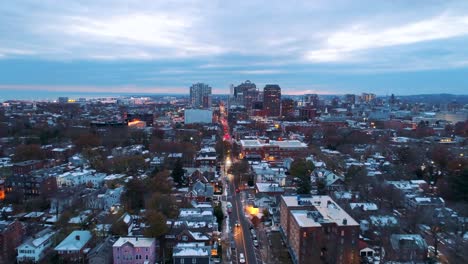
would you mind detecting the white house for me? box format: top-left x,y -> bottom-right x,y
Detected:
100,187 -> 125,210
17,228 -> 56,263
56,169 -> 107,188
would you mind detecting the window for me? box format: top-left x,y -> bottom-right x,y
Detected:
146,255 -> 149,260
181,259 -> 185,264
341,230 -> 345,236
192,258 -> 197,264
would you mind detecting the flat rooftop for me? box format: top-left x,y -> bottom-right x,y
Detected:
283,195 -> 359,227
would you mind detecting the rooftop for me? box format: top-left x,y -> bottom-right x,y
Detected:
282,195 -> 359,227
113,237 -> 155,248
54,230 -> 92,251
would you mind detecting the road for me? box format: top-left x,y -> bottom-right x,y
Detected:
220,101 -> 261,264
227,176 -> 261,264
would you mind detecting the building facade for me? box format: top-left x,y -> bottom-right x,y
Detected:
263,85 -> 281,117
233,80 -> 258,110
112,237 -> 156,264
190,83 -> 212,109
0,220 -> 25,263
280,195 -> 360,264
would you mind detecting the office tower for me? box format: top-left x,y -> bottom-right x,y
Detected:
281,98 -> 295,117
234,80 -> 258,109
263,84 -> 281,117
189,83 -> 212,109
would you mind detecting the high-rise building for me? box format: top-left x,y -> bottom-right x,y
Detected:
263,84 -> 281,117
360,93 -> 376,103
189,83 -> 212,109
280,195 -> 360,264
281,98 -> 295,117
234,80 -> 258,109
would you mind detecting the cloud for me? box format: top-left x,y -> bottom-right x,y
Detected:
305,14 -> 468,62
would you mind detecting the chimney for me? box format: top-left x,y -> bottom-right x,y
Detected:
75,235 -> 80,241
136,237 -> 139,241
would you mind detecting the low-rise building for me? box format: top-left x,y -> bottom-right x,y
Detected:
387,234 -> 428,262
54,230 -> 92,263
112,237 -> 157,264
172,242 -> 211,264
17,228 -> 56,263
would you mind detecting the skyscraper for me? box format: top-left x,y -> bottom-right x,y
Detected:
189,83 -> 212,109
263,84 -> 281,117
234,80 -> 258,109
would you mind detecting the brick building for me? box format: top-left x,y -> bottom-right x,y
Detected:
239,139 -> 308,162
280,195 -> 360,264
0,220 -> 25,263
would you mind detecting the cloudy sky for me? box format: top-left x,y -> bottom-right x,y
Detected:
1,0 -> 468,96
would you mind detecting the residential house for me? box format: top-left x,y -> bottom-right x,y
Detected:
54,230 -> 92,263
172,242 -> 211,264
87,237 -> 114,264
387,234 -> 428,263
17,228 -> 56,263
112,237 -> 157,264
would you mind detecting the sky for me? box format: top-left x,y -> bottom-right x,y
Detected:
1,0 -> 468,97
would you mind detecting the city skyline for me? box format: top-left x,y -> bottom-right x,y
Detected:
1,1 -> 468,96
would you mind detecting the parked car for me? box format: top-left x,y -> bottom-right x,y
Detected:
239,253 -> 246,263
253,239 -> 259,247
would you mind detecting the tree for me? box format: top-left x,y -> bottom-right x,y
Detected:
290,159 -> 315,195
345,165 -> 369,191
73,132 -> 101,151
146,192 -> 178,218
228,159 -> 249,183
144,210 -> 168,238
214,204 -> 224,231
451,169 -> 468,202
122,178 -> 146,212
171,158 -> 185,187
111,219 -> 128,236
12,144 -> 45,162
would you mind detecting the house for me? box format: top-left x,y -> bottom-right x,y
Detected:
255,183 -> 285,196
0,220 -> 25,263
387,234 -> 428,263
54,230 -> 92,262
313,168 -> 345,191
17,228 -> 56,263
100,186 -> 125,210
112,237 -> 157,264
172,242 -> 211,264
185,181 -> 214,203
87,237 -> 114,264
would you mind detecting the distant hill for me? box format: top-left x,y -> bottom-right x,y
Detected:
396,94 -> 468,105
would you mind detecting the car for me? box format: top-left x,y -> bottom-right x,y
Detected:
239,253 -> 246,263
235,220 -> 240,227
235,188 -> 240,193
253,239 -> 259,247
